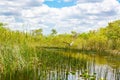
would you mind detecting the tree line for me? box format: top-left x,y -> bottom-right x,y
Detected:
0,20 -> 120,53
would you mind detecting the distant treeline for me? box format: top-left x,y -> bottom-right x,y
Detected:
0,20 -> 120,52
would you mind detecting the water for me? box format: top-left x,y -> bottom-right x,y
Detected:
0,48 -> 120,80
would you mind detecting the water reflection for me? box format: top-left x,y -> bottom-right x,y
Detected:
0,49 -> 120,80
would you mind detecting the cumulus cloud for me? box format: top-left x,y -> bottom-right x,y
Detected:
0,0 -> 44,7
0,0 -> 120,34
77,0 -> 103,3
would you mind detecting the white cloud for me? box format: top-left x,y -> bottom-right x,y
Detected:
0,0 -> 44,7
77,0 -> 103,3
64,0 -> 72,2
45,0 -> 53,1
0,0 -> 120,34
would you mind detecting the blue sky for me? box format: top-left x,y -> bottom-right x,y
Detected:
0,0 -> 120,34
44,0 -> 76,8
118,0 -> 120,2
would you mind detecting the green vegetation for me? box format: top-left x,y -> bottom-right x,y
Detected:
0,20 -> 120,80
1,20 -> 120,52
33,20 -> 120,52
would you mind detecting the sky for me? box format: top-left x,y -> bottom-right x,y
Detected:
0,0 -> 120,34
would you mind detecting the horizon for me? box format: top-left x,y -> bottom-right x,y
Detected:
0,0 -> 120,34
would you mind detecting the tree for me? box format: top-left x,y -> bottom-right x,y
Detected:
106,20 -> 120,49
51,29 -> 57,36
71,31 -> 78,39
71,31 -> 77,35
32,28 -> 43,36
106,21 -> 120,40
0,23 -> 4,27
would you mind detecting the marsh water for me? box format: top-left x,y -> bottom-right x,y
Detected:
1,48 -> 120,80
